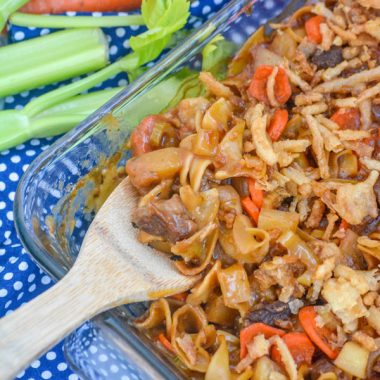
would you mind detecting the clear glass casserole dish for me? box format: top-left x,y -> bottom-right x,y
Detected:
14,0 -> 302,378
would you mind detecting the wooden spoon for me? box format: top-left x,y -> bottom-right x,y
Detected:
0,177 -> 199,380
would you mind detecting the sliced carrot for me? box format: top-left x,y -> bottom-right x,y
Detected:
339,219 -> 349,230
248,65 -> 291,105
158,333 -> 174,352
268,109 -> 289,141
248,179 -> 264,209
130,115 -> 167,157
299,306 -> 339,360
305,15 -> 325,44
241,196 -> 260,225
249,65 -> 273,103
240,323 -> 285,359
170,292 -> 188,302
331,108 -> 361,130
271,332 -> 315,366
21,0 -> 142,13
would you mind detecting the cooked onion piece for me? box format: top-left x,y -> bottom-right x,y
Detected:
171,305 -> 213,372
231,214 -> 270,263
135,298 -> 172,336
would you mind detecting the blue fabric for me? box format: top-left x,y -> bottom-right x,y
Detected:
0,1 -> 229,379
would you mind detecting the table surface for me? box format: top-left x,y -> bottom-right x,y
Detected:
0,1 -> 230,379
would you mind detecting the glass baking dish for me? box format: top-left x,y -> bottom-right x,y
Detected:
14,0 -> 301,378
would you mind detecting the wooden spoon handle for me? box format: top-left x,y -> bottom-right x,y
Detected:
0,269 -> 104,380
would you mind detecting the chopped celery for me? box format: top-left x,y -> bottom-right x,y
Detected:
10,13 -> 145,28
0,0 -> 29,30
0,28 -> 109,97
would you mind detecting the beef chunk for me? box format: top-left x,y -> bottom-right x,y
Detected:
309,358 -> 350,380
243,301 -> 292,327
132,195 -> 197,243
311,46 -> 343,70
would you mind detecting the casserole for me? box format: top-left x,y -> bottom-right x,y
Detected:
14,0 -> 297,378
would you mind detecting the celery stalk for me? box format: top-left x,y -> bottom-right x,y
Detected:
0,28 -> 109,97
0,0 -> 29,31
23,53 -> 138,117
0,88 -> 121,151
10,12 -> 145,28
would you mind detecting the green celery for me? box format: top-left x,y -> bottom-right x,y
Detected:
10,13 -> 145,28
0,0 -> 191,151
0,0 -> 29,31
0,88 -> 122,151
0,28 -> 109,97
22,0 -> 191,117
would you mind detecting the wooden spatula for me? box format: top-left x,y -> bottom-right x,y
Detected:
0,177 -> 199,380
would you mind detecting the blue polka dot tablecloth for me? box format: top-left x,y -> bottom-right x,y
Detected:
0,1 -> 228,379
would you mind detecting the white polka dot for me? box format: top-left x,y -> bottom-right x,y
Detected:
30,139 -> 40,146
0,289 -> 8,297
22,164 -> 29,172
214,0 -> 223,4
30,360 -> 40,368
0,202 -> 5,210
3,272 -> 13,280
15,370 -> 24,378
7,211 -> 14,221
123,39 -> 130,48
26,150 -> 36,157
18,261 -> 28,271
202,5 -> 211,14
41,370 -> 52,379
13,281 -> 23,291
0,181 -> 5,191
109,45 -> 118,55
57,362 -> 67,371
46,351 -> 56,360
98,354 -> 108,362
110,364 -> 119,373
17,292 -> 24,300
116,28 -> 126,37
41,275 -> 51,285
92,12 -> 102,17
40,28 -> 50,35
28,274 -> 36,282
11,156 -> 21,164
68,375 -> 79,380
9,172 -> 19,181
89,345 -> 97,354
0,163 -> 6,172
29,284 -> 36,292
264,0 -> 275,9
5,300 -> 11,309
130,25 -> 140,31
20,90 -> 30,98
66,11 -> 77,16
8,192 -> 15,201
14,31 -> 25,40
118,79 -> 128,86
